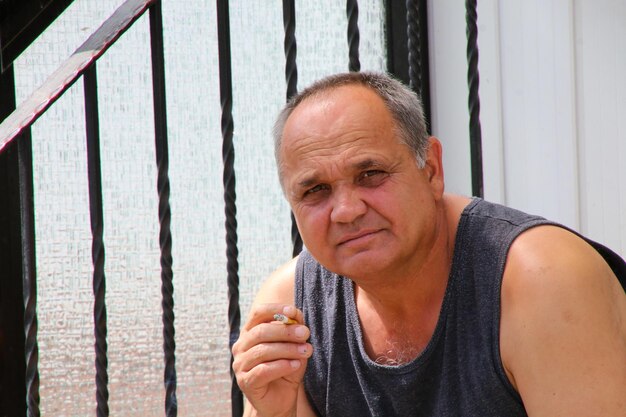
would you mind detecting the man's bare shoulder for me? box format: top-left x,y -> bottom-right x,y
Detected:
501,225 -> 624,308
500,225 -> 626,416
253,256 -> 298,306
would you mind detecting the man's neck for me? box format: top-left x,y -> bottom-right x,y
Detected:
354,194 -> 470,359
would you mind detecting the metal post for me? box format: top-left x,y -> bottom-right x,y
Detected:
0,64 -> 36,417
386,0 -> 431,131
84,63 -> 110,417
281,0 -> 303,257
465,0 -> 484,197
216,0 -> 243,415
149,2 -> 177,415
346,0 -> 361,72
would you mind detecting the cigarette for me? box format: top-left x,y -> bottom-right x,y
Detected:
273,313 -> 298,325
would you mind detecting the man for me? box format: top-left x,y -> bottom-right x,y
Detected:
232,71 -> 626,416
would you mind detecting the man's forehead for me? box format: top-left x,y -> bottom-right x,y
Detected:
277,83 -> 398,183
284,85 -> 388,136
295,84 -> 378,110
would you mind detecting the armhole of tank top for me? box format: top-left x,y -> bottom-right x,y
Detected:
491,220 -> 557,403
491,225 -> 525,403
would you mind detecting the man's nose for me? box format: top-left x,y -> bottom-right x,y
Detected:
330,186 -> 367,224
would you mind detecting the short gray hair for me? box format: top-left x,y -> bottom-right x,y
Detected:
272,71 -> 429,183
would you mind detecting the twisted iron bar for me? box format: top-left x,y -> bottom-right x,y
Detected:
222,100 -> 240,344
224,122 -> 243,416
216,1 -> 243,415
282,0 -> 303,257
19,132 -> 40,417
290,213 -> 302,257
346,0 -> 361,72
91,204 -> 109,417
149,3 -> 177,415
465,0 -> 484,198
283,0 -> 298,101
158,171 -> 176,417
406,0 -> 422,93
84,64 -> 110,417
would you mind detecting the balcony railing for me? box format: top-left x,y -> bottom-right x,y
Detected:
0,0 -> 481,415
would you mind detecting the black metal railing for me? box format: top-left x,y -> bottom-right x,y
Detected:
0,0 -> 484,415
0,0 -> 176,415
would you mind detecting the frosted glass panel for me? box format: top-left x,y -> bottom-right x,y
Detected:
161,0 -> 229,413
297,0 -> 387,86
98,16 -> 165,415
13,0 -> 386,415
30,80 -> 96,414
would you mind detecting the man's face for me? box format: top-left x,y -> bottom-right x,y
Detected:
279,85 -> 443,280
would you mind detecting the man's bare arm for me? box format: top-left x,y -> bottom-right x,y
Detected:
501,226 -> 626,417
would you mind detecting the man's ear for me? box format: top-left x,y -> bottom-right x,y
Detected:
424,137 -> 445,197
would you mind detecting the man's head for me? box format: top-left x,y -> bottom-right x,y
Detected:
273,72 -> 444,280
273,71 -> 429,187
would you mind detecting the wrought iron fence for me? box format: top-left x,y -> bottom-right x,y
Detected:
0,0 -> 482,415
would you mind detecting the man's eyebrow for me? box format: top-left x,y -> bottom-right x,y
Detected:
353,158 -> 382,171
296,175 -> 319,189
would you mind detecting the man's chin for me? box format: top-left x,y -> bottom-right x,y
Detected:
329,250 -> 392,278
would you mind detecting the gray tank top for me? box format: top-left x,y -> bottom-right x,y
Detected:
295,198 -> 626,416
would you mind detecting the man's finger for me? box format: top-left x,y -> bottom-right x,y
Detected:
234,341 -> 312,373
244,303 -> 304,330
236,358 -> 306,394
233,321 -> 310,354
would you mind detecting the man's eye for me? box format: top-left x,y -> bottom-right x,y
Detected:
359,170 -> 387,186
363,170 -> 383,178
304,184 -> 328,196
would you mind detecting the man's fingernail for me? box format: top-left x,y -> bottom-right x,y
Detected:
290,360 -> 301,369
283,306 -> 295,316
295,326 -> 306,338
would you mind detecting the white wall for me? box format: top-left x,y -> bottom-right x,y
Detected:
428,0 -> 626,257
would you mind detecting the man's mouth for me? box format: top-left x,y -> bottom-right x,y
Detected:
337,229 -> 381,246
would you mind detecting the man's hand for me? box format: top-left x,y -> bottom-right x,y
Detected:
232,304 -> 313,417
